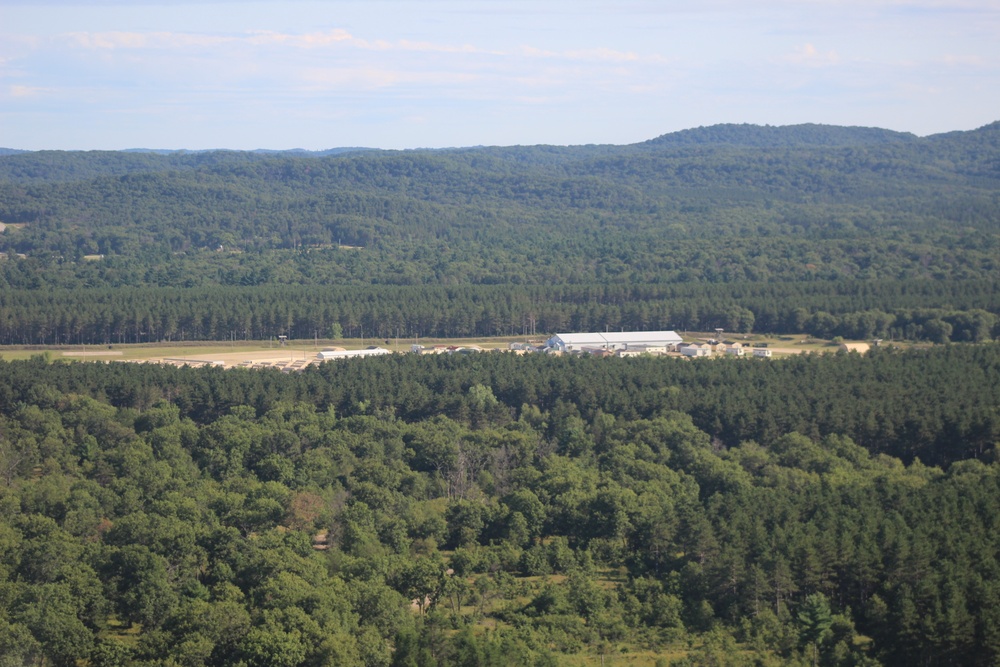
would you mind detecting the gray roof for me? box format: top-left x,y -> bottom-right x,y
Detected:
548,331 -> 682,347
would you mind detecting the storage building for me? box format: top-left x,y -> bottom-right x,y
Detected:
546,331 -> 683,353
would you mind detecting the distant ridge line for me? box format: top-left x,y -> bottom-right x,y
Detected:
1,120 -> 998,155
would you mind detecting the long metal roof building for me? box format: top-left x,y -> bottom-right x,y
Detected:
545,331 -> 683,352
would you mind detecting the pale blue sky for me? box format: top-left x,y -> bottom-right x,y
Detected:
1,0 -> 998,150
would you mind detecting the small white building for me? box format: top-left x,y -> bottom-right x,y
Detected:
724,345 -> 745,357
411,345 -> 450,355
752,348 -> 772,358
680,344 -> 712,357
618,344 -> 667,357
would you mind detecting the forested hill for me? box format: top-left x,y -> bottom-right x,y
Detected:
638,123 -> 920,148
2,121 -> 1000,342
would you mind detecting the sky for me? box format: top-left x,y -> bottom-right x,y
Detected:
1,0 -> 999,151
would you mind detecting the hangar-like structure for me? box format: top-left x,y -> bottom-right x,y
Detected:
545,331 -> 683,353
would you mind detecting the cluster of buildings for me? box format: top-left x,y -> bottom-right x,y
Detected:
152,331 -> 777,373
409,343 -> 485,355
507,331 -> 773,359
326,333 -> 778,362
675,341 -> 773,358
338,333 -> 775,361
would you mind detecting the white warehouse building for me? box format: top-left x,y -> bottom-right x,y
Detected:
317,347 -> 392,361
545,331 -> 683,353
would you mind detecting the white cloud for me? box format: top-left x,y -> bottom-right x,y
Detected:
299,66 -> 479,91
61,28 -> 494,56
396,40 -> 486,55
517,44 -> 668,65
43,24 -> 673,104
8,84 -> 47,97
784,43 -> 841,66
66,30 -> 234,50
245,29 -> 354,48
564,48 -> 639,63
941,54 -> 987,66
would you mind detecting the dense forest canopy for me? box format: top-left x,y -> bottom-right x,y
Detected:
2,348 -> 1000,665
1,122 -> 1000,342
0,280 -> 999,345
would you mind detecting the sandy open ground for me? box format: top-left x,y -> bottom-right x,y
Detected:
148,348 -> 327,369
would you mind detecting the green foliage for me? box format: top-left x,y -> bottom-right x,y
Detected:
2,124 -> 1000,344
796,593 -> 833,653
1,279 -> 1000,344
0,618 -> 44,667
1,339 -> 1000,664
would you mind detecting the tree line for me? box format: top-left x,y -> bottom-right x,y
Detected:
1,280 -> 999,344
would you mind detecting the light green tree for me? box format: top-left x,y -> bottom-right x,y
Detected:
797,593 -> 833,667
